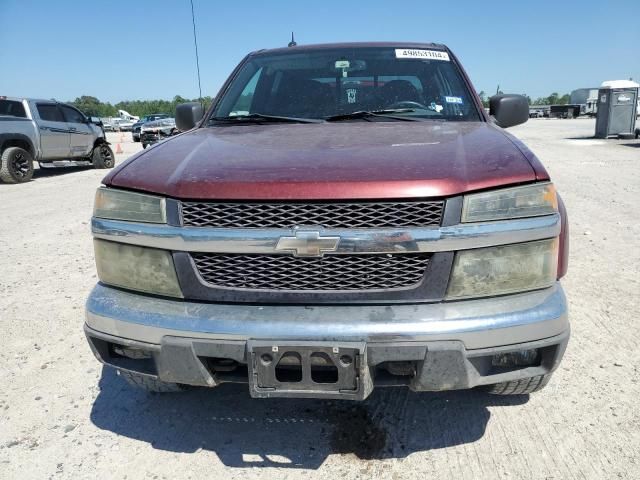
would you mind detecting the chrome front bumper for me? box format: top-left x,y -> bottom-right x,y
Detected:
85,283 -> 569,397
86,283 -> 567,349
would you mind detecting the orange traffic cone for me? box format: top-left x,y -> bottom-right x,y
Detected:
116,143 -> 123,154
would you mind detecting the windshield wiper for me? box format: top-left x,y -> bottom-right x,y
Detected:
325,109 -> 421,122
210,113 -> 324,124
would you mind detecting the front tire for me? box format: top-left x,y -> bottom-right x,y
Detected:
483,374 -> 552,395
0,147 -> 35,183
92,144 -> 115,169
118,370 -> 184,393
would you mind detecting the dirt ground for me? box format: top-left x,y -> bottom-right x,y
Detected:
1,120 -> 639,479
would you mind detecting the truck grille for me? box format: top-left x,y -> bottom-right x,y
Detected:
181,200 -> 444,229
191,253 -> 431,291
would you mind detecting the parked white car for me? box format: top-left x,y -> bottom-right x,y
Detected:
112,118 -> 135,132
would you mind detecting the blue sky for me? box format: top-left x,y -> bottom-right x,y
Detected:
1,0 -> 638,103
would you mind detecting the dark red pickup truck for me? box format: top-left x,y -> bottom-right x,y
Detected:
85,42 -> 569,399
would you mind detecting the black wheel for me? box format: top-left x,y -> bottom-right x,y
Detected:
118,370 -> 185,393
483,374 -> 552,395
92,144 -> 115,169
142,143 -> 148,149
0,147 -> 35,183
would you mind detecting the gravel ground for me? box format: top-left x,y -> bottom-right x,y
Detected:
1,121 -> 639,479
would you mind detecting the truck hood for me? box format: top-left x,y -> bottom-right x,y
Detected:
105,122 -> 541,200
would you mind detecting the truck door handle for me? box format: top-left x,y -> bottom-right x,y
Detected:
69,127 -> 77,131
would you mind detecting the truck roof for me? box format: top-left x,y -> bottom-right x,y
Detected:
250,41 -> 448,56
1,96 -> 62,104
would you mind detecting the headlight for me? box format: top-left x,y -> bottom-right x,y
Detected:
94,188 -> 166,223
446,238 -> 558,299
94,240 -> 182,298
462,183 -> 557,223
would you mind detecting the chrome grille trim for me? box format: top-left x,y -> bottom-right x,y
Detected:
181,200 -> 444,229
92,213 -> 561,254
192,253 -> 431,291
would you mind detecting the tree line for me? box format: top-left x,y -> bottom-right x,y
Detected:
68,95 -> 214,118
477,91 -> 571,107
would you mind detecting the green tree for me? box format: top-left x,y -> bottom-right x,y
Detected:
112,95 -> 215,118
531,92 -> 571,106
66,95 -> 215,118
70,96 -> 117,117
477,90 -> 489,108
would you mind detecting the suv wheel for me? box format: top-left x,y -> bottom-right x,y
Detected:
483,373 -> 552,395
118,370 -> 185,393
0,147 -> 35,183
92,144 -> 115,169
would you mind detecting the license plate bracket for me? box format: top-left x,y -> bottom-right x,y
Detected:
247,341 -> 370,399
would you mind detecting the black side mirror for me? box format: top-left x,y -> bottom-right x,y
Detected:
176,103 -> 204,131
489,94 -> 529,128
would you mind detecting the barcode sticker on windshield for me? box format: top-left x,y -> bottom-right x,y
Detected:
395,49 -> 450,61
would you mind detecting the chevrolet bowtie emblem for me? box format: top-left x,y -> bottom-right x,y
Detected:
275,231 -> 341,257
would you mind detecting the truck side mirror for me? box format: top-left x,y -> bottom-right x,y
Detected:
489,94 -> 529,128
176,103 -> 204,131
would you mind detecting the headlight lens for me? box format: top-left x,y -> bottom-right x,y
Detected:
446,238 -> 558,299
94,240 -> 182,298
94,188 -> 166,223
462,183 -> 557,223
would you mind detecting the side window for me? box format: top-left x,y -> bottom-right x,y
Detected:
230,67 -> 263,115
37,104 -> 65,122
60,105 -> 86,123
0,100 -> 27,118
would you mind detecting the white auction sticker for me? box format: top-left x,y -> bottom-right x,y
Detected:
445,96 -> 463,104
395,49 -> 450,61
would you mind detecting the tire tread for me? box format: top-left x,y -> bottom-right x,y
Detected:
118,370 -> 183,393
484,374 -> 552,395
92,144 -> 115,169
0,147 -> 34,183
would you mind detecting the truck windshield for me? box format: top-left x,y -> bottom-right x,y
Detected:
211,47 -> 481,122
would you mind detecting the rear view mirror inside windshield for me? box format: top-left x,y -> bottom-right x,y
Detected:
332,59 -> 367,74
